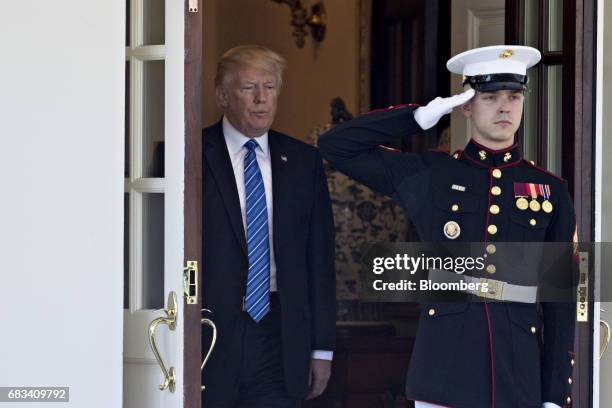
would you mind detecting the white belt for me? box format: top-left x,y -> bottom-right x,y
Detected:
428,269 -> 538,303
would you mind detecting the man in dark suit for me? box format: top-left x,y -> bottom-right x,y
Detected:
202,45 -> 336,408
319,45 -> 577,408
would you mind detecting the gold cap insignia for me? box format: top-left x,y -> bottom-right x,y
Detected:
499,49 -> 515,59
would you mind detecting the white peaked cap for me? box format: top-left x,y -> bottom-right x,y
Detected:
447,45 -> 542,77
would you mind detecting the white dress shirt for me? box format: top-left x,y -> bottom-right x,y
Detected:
222,117 -> 333,361
223,117 -> 278,291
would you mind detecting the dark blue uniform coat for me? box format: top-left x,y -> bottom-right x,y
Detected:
318,106 -> 577,408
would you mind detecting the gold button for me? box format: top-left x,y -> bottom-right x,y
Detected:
486,264 -> 496,274
530,219 -> 537,226
568,377 -> 573,384
451,204 -> 459,212
489,204 -> 500,215
491,186 -> 501,196
488,225 -> 498,235
566,397 -> 571,404
492,169 -> 502,178
571,359 -> 575,366
486,244 -> 496,254
428,308 -> 436,316
530,326 -> 536,334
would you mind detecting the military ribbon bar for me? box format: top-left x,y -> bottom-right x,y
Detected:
514,182 -> 551,198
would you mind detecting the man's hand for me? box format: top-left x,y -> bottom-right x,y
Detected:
413,88 -> 476,130
305,358 -> 332,400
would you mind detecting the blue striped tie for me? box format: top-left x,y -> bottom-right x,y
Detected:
243,139 -> 270,322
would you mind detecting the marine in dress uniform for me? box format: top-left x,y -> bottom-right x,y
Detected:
318,46 -> 577,408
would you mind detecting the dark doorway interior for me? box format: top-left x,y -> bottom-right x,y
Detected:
304,2 -> 451,408
370,0 -> 451,153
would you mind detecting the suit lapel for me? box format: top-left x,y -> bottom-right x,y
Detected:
204,122 -> 247,255
268,132 -> 290,255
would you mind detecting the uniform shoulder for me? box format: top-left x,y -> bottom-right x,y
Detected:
522,159 -> 565,184
364,103 -> 420,115
425,149 -> 460,161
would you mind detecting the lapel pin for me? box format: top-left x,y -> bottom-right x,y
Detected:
280,155 -> 288,162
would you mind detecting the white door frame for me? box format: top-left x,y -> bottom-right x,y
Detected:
593,0 -> 605,405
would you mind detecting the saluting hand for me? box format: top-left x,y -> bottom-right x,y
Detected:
305,358 -> 332,400
413,88 -> 476,130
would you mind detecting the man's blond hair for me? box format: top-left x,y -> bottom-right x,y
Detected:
215,45 -> 287,89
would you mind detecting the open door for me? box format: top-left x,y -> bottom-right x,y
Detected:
506,0 -> 597,406
123,0 -> 204,406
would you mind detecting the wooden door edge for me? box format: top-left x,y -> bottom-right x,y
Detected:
183,0 -> 204,406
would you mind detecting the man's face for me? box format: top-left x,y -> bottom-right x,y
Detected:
216,67 -> 279,138
462,89 -> 524,145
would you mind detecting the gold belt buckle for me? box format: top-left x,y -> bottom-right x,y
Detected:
479,278 -> 505,300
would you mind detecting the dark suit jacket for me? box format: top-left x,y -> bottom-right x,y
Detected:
202,121 -> 336,399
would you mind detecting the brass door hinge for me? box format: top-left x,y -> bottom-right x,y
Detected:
576,252 -> 588,322
183,260 -> 199,304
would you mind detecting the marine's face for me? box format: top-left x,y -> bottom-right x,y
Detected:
462,89 -> 524,147
216,67 -> 279,138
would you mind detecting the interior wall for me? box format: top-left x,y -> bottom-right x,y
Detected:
0,1 -> 124,406
203,0 -> 361,142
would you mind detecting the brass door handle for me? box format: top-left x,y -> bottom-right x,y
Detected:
201,309 -> 218,392
601,319 -> 611,359
148,292 -> 178,392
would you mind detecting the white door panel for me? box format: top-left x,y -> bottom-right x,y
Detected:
123,0 -> 184,407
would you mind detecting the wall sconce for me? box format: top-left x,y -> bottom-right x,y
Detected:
271,1 -> 326,48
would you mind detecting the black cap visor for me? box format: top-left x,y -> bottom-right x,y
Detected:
474,81 -> 525,91
464,73 -> 527,92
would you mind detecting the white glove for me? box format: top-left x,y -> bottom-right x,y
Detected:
413,88 -> 476,130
